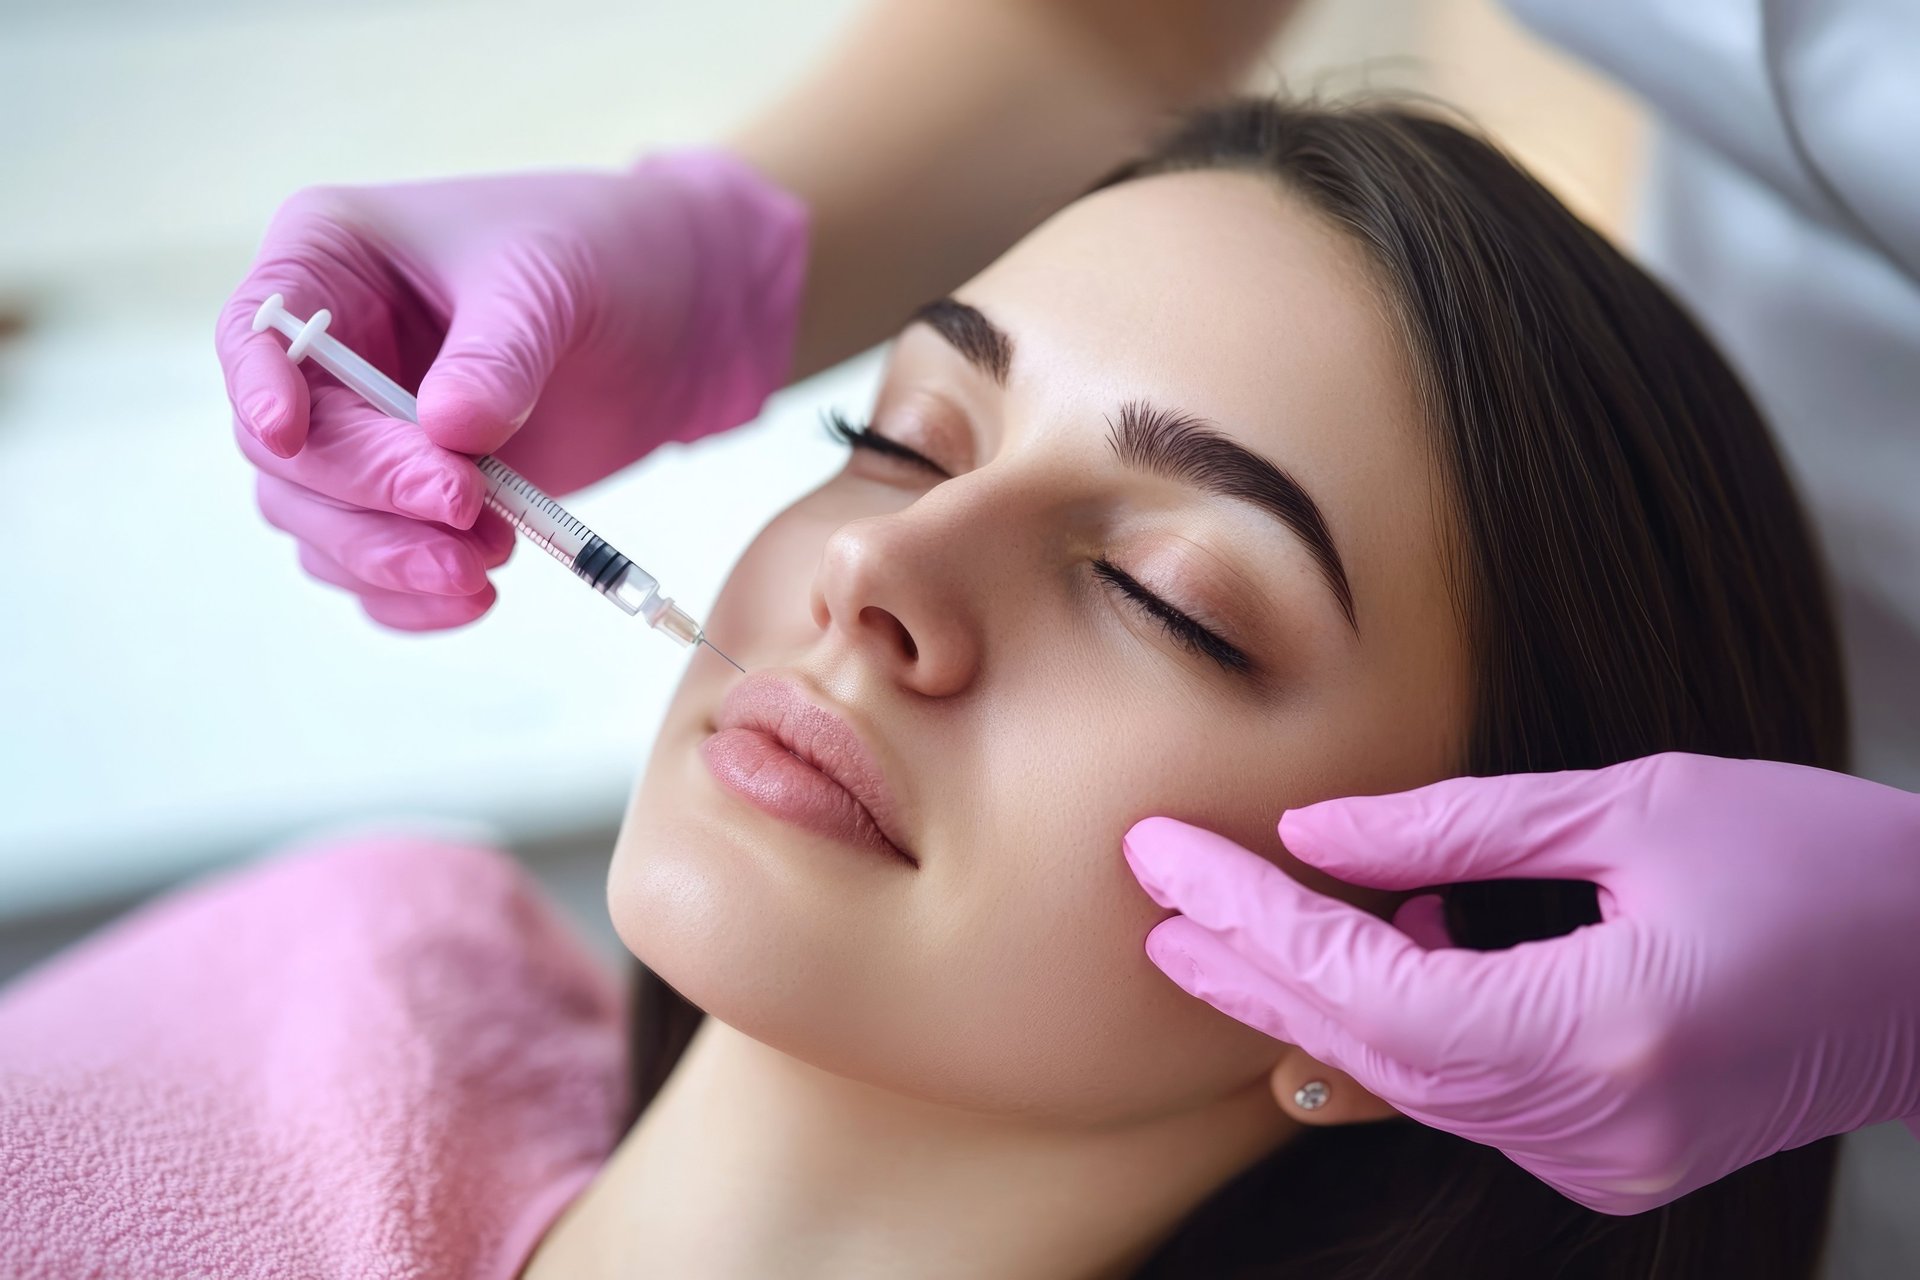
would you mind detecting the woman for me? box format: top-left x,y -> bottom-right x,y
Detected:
547,99 -> 1846,1276
4,101 -> 1842,1278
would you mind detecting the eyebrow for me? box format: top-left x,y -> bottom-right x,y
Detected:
910,297 -> 1012,385
1108,401 -> 1358,632
909,297 -> 1356,630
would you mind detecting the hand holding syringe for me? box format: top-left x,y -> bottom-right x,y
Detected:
252,294 -> 743,671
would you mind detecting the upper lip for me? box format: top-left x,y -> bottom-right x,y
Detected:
712,672 -> 916,865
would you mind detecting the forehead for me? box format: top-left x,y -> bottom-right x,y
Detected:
959,168 -> 1418,455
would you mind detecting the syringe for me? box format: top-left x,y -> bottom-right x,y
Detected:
252,293 -> 743,671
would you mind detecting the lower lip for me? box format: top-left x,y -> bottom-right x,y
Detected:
702,727 -> 906,864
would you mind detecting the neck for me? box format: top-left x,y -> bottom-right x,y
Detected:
534,1017 -> 1296,1280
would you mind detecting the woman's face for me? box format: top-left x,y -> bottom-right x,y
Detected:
610,170 -> 1471,1125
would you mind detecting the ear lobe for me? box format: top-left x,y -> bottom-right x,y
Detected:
1268,1046 -> 1401,1127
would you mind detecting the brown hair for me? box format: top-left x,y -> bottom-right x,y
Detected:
624,99 -> 1848,1277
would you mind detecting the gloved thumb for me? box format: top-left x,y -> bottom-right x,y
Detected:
416,270 -> 577,456
1278,765 -> 1633,891
1124,816 -> 1507,1072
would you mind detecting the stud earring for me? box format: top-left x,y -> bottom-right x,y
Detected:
1293,1079 -> 1331,1111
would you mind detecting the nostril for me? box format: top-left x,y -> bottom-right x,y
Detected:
859,605 -> 917,661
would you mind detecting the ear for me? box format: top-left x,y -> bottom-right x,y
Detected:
1267,1042 -> 1400,1126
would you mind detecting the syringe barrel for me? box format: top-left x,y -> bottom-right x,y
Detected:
472,457 -> 663,617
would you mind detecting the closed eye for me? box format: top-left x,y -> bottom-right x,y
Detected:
1092,558 -> 1251,675
824,410 -> 952,478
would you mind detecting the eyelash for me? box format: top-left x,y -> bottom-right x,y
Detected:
823,409 -> 950,476
1090,559 -> 1252,675
826,409 -> 1253,677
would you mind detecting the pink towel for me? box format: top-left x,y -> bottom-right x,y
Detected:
0,837 -> 629,1280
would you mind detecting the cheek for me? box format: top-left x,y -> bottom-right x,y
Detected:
701,501 -> 843,661
633,490 -> 855,760
913,666 -> 1447,1121
917,802 -> 1287,1122
889,675 -> 1310,1122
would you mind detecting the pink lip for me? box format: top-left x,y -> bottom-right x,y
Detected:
702,673 -> 917,867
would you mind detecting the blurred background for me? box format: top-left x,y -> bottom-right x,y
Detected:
0,0 -> 1642,979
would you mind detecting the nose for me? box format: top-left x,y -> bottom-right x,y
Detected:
809,507 -> 986,698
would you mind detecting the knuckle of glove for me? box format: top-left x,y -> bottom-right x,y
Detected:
270,184 -> 360,235
256,187 -> 390,288
482,234 -> 591,348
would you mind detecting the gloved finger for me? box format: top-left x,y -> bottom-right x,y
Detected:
256,473 -> 490,596
287,508 -> 514,590
282,479 -> 515,580
1144,914 -> 1433,1108
296,543 -> 500,631
1124,816 -> 1535,1071
1277,763 -> 1648,891
461,506 -> 518,567
216,188 -> 418,457
295,540 -> 385,596
416,263 -> 580,456
217,276 -> 323,458
1148,916 -> 1620,1150
362,581 -> 498,631
233,386 -> 487,529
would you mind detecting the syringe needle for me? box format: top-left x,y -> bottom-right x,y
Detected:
701,638 -> 747,674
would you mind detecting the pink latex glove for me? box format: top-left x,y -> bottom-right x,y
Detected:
1124,752 -> 1920,1214
215,152 -> 807,630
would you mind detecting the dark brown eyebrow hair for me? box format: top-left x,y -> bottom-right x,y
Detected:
1108,400 -> 1357,631
909,297 -> 1012,385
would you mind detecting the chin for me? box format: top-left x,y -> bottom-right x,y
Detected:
605,787 -> 902,1068
606,800 -> 979,1114
609,808 -> 800,1017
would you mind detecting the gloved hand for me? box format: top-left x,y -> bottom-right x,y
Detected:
215,152 -> 808,630
1123,752 -> 1920,1214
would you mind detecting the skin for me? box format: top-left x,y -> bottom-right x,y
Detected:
525,170 -> 1472,1280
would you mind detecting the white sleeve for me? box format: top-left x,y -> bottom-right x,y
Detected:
1500,0 -> 1920,280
